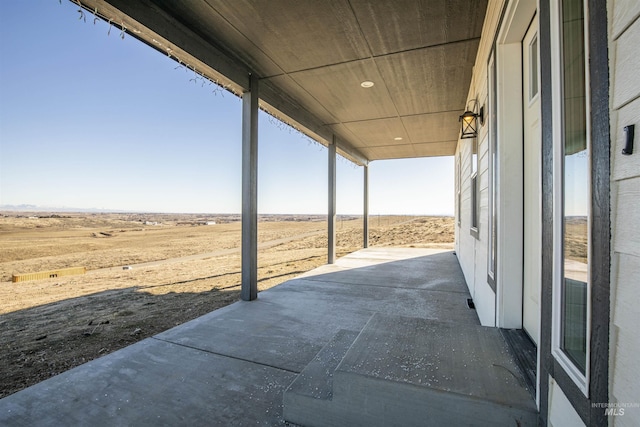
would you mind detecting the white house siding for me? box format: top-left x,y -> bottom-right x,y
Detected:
456,0 -> 505,327
608,0 -> 640,424
475,100 -> 494,326
457,137 -> 474,288
548,377 -> 586,427
457,0 -> 640,423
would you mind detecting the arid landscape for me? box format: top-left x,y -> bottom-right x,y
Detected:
0,212 -> 454,398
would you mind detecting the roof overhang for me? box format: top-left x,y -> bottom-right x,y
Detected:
76,0 -> 488,165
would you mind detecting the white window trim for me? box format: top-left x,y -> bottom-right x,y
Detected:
550,0 -> 592,397
494,0 -> 533,331
527,34 -> 540,107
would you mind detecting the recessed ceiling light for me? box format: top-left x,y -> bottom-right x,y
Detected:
360,81 -> 374,88
394,137 -> 403,141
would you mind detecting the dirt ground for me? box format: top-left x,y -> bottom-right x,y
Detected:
0,213 -> 454,398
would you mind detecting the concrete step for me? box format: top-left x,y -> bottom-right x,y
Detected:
283,329 -> 361,425
284,314 -> 538,427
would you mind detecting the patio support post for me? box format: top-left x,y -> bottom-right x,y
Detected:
241,73 -> 258,301
363,164 -> 369,248
328,135 -> 337,264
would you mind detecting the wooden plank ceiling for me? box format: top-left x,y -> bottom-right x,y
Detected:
81,0 -> 487,164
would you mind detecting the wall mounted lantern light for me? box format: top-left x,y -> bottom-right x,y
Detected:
459,99 -> 484,139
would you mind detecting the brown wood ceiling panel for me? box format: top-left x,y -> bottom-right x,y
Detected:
350,0 -> 487,56
263,75 -> 339,125
375,40 -> 479,116
412,141 -> 457,157
401,111 -> 461,144
328,123 -> 366,148
364,144 -> 417,160
203,0 -> 371,74
126,0 -> 489,161
289,59 -> 398,123
343,118 -> 410,147
155,0 -> 282,78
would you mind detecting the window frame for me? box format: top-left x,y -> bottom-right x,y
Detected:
457,151 -> 462,227
487,50 -> 497,287
470,135 -> 479,239
550,0 -> 592,396
528,34 -> 540,103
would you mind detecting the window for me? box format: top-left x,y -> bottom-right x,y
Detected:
471,174 -> 478,229
552,0 -> 590,392
561,0 -> 588,374
471,137 -> 478,176
470,135 -> 479,238
487,51 -> 497,285
457,152 -> 461,226
529,35 -> 539,101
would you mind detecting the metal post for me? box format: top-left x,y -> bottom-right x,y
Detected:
241,74 -> 258,301
328,136 -> 337,264
363,164 -> 369,248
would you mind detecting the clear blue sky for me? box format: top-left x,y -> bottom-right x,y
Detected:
0,0 -> 454,216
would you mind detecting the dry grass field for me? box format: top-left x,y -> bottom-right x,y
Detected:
564,216 -> 588,264
0,212 -> 453,398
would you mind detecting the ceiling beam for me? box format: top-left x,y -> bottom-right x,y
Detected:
81,0 -> 250,92
78,0 -> 368,165
259,79 -> 368,165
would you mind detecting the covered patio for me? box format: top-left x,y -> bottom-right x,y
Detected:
65,0 -> 489,302
0,1 -> 543,425
0,248 -> 535,426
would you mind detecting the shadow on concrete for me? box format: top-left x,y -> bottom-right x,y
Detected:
0,248 -> 536,426
0,284 -> 242,399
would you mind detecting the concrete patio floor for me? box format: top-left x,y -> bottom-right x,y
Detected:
0,248 -> 534,426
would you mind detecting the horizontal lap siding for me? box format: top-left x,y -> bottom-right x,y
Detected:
455,0 -> 504,325
609,0 -> 640,425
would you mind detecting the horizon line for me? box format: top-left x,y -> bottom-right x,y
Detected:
0,206 -> 453,217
